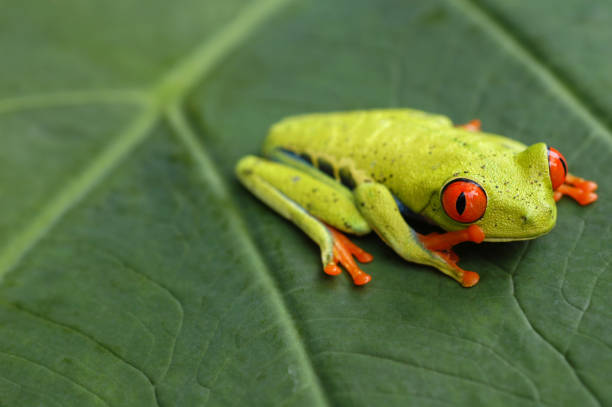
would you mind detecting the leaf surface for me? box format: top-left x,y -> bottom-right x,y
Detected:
0,0 -> 610,406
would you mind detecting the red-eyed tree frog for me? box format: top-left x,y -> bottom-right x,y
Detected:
236,109 -> 597,287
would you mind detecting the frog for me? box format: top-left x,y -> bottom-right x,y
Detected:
235,109 -> 598,287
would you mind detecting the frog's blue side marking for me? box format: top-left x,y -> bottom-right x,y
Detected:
317,158 -> 335,178
299,152 -> 313,165
393,193 -> 425,224
276,147 -> 358,190
277,147 -> 425,222
278,148 -> 311,165
339,167 -> 357,189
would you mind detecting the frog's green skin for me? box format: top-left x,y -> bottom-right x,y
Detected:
236,109 -> 558,286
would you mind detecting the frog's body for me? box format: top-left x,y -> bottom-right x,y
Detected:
236,109 -> 597,287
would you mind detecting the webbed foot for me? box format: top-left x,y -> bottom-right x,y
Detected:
324,225 -> 373,285
418,225 -> 485,287
553,173 -> 598,205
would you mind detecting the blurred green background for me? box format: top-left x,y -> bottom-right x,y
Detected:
0,0 -> 611,406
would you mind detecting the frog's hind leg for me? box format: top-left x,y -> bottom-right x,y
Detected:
236,155 -> 373,285
325,225 -> 373,285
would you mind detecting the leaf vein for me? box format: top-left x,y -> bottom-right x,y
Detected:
509,260 -> 600,406
316,350 -> 539,404
305,315 -> 542,403
195,284 -> 259,388
4,302 -> 159,405
0,109 -> 159,279
0,0 -> 291,282
101,249 -> 185,383
0,89 -> 148,115
0,350 -> 109,407
451,0 -> 612,147
559,219 -> 586,312
0,373 -> 64,407
565,254 -> 611,355
166,107 -> 330,406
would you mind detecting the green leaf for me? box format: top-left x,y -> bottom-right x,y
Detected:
0,0 -> 610,405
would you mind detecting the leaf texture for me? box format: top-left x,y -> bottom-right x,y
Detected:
0,0 -> 610,406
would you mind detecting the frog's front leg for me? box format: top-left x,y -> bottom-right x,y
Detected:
354,182 -> 484,287
236,155 -> 374,285
553,173 -> 598,205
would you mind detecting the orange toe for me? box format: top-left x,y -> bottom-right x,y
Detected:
324,264 -> 342,276
557,184 -> 598,206
566,173 -> 598,192
556,174 -> 599,205
461,270 -> 480,287
466,224 -> 485,243
326,225 -> 373,285
353,273 -> 372,286
418,225 -> 484,287
354,251 -> 374,263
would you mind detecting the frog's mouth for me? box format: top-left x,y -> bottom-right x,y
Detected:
482,227 -> 553,242
475,200 -> 558,242
484,234 -> 545,243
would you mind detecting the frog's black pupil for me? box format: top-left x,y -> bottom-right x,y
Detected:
456,192 -> 466,215
560,156 -> 567,175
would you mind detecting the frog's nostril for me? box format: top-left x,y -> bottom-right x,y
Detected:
519,213 -> 540,226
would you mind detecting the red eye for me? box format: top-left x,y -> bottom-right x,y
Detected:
548,147 -> 567,190
441,179 -> 487,223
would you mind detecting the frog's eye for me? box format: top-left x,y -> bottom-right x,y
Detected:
441,179 -> 487,223
547,147 -> 567,190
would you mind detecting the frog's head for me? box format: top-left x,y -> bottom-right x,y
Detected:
422,142 -> 561,242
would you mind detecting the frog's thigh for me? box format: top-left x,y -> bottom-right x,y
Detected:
237,154 -> 371,233
354,182 -> 465,284
267,148 -> 354,202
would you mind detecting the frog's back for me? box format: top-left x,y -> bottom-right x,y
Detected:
263,109 -> 525,158
262,108 -> 529,212
264,109 -> 451,155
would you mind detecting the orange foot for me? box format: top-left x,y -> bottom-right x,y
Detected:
324,225 -> 373,286
553,173 -> 598,205
457,119 -> 481,132
418,225 -> 485,287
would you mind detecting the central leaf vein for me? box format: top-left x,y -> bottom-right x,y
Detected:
0,0 -> 291,281
166,106 -> 330,406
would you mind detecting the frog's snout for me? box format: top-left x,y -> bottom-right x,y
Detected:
519,203 -> 557,237
481,199 -> 556,241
